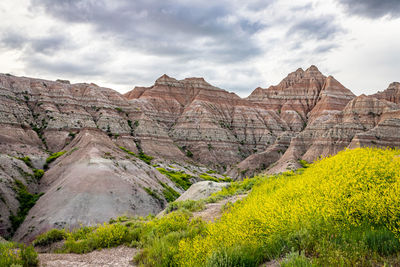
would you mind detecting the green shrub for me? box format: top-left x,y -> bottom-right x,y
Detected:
46,151 -> 66,164
44,151 -> 67,169
298,159 -> 309,168
63,223 -> 129,253
159,182 -> 180,202
68,132 -> 76,139
16,157 -> 33,168
119,146 -> 153,165
138,152 -> 153,165
199,173 -> 219,182
33,169 -> 44,180
143,188 -> 163,203
115,107 -> 124,113
33,229 -> 66,247
0,242 -> 38,267
186,150 -> 193,158
157,168 -> 193,190
9,180 -> 43,233
119,146 -> 136,156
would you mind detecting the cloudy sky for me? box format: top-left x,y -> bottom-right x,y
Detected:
0,0 -> 399,97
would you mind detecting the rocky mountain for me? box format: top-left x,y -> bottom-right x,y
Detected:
0,66 -> 399,243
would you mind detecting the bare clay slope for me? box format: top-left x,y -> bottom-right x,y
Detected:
14,129 -> 181,243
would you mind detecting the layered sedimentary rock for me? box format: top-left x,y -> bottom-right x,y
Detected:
0,67 -> 399,243
268,93 -> 400,174
247,66 -> 354,131
0,74 -> 186,241
126,75 -> 287,169
241,66 -> 355,175
373,82 -> 400,104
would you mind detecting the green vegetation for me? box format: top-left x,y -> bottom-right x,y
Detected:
68,132 -> 76,139
33,169 -> 44,180
165,200 -> 205,214
44,151 -> 67,169
199,173 -> 232,183
143,187 -> 163,203
119,146 -> 153,165
156,168 -> 192,190
16,156 -> 33,168
115,107 -> 124,113
0,241 -> 38,267
33,229 -> 67,247
9,180 -> 44,233
186,150 -> 193,158
138,152 -> 153,165
199,173 -> 219,182
298,159 -> 310,168
16,156 -> 44,180
159,182 -> 180,202
119,146 -> 136,156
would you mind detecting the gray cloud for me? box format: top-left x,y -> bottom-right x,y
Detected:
314,43 -> 339,54
0,31 -> 70,54
287,16 -> 344,40
337,0 -> 400,18
29,0 -> 267,62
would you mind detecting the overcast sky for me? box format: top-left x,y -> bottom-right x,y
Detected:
0,0 -> 399,97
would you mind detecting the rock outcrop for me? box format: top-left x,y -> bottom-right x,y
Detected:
125,75 -> 287,170
175,181 -> 229,202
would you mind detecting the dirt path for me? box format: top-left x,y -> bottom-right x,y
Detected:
39,246 -> 137,267
192,194 -> 247,222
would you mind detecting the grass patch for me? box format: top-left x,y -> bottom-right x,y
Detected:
157,168 -> 193,190
199,173 -> 232,183
44,151 -> 66,169
165,200 -> 206,214
16,156 -> 33,168
119,146 -> 153,165
199,173 -> 219,182
9,180 -> 43,233
138,152 -> 153,165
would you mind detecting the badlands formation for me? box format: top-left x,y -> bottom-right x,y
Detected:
0,66 -> 399,242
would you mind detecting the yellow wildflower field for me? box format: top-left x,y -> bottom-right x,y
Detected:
178,148 -> 400,266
